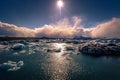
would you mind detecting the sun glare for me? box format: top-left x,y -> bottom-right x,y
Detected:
57,0 -> 63,8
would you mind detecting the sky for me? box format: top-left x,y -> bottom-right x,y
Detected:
0,0 -> 120,38
0,0 -> 120,28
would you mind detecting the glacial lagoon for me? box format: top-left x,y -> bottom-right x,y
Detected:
0,39 -> 120,80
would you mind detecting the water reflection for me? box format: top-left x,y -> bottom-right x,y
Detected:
43,43 -> 75,80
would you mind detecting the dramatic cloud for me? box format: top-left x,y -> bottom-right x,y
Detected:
0,17 -> 91,38
0,22 -> 35,37
0,17 -> 120,38
91,18 -> 120,38
35,17 -> 88,38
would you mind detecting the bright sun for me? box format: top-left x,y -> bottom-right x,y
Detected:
57,0 -> 63,8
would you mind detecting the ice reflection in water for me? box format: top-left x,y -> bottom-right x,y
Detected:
43,43 -> 75,80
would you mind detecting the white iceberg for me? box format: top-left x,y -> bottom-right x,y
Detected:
11,43 -> 25,50
0,61 -> 24,71
0,44 -> 7,49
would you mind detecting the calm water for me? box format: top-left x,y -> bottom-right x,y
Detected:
0,42 -> 120,80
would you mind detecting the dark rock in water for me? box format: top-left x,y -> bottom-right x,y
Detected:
47,48 -> 61,53
107,43 -> 116,46
66,46 -> 75,51
47,49 -> 52,52
54,49 -> 61,52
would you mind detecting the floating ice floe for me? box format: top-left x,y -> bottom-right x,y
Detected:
79,40 -> 120,56
13,52 -> 19,55
0,61 -> 24,71
17,40 -> 29,45
2,41 -> 9,45
0,44 -> 10,51
19,50 -> 26,54
0,44 -> 7,49
28,42 -> 39,47
11,43 -> 25,50
61,53 -> 70,56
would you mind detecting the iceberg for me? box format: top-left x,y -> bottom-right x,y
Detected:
0,61 -> 24,71
0,44 -> 7,49
11,43 -> 25,50
79,40 -> 120,56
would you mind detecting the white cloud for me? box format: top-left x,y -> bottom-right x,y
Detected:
91,18 -> 120,38
35,17 -> 91,38
0,17 -> 91,38
1,17 -> 120,38
0,22 -> 35,37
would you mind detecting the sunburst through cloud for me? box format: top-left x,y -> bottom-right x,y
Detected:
1,0 -> 120,80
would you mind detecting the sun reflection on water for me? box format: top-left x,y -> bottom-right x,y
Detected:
54,43 -> 65,57
43,43 -> 75,80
